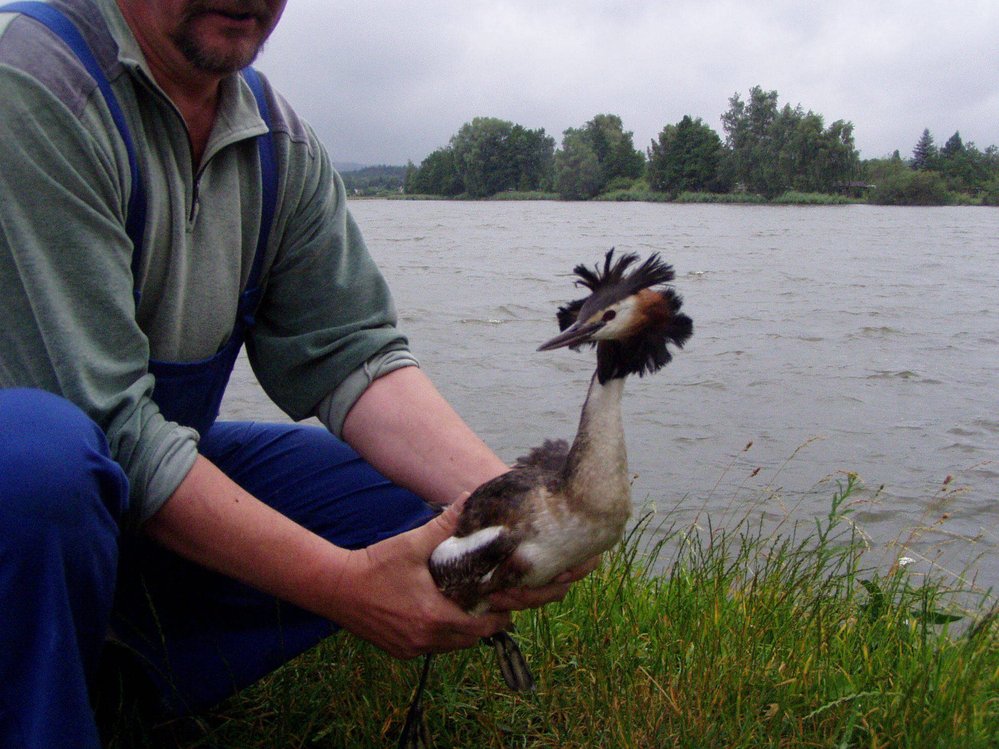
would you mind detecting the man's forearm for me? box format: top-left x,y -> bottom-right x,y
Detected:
341,366 -> 509,506
143,455 -> 511,658
144,455 -> 348,610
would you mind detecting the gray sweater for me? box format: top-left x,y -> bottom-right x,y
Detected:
0,0 -> 416,522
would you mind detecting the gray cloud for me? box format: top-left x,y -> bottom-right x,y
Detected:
258,1 -> 999,165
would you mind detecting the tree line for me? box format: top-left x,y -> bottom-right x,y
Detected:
388,86 -> 999,205
862,129 -> 999,205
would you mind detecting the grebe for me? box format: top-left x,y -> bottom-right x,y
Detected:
399,249 -> 693,747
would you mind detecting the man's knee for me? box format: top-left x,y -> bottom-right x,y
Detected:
0,388 -> 129,530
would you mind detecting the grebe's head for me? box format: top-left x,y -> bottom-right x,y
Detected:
539,249 -> 693,380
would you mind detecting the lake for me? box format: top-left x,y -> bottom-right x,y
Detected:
221,200 -> 999,591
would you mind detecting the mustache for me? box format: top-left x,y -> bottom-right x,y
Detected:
182,1 -> 273,22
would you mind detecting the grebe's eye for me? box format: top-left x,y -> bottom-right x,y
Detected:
602,310 -> 617,322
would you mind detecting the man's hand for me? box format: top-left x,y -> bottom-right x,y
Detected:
330,502 -> 511,659
486,555 -> 602,612
149,455 -> 599,663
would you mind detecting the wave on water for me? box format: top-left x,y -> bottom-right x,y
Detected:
226,200 -> 999,590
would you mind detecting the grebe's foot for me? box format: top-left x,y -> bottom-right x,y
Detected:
483,630 -> 535,692
398,654 -> 433,749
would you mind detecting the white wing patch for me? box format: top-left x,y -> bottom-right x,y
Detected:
431,525 -> 504,567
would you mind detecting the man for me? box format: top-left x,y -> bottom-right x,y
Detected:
0,2 -> 593,747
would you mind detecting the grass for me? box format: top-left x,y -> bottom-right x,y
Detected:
489,190 -> 560,201
771,191 -> 854,205
594,188 -> 671,202
108,476 -> 998,748
674,191 -> 768,204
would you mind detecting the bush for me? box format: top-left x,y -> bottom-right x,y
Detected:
673,191 -> 767,204
978,177 -> 999,206
602,175 -> 643,193
594,188 -> 668,202
869,170 -> 952,205
489,191 -> 559,201
772,191 -> 851,205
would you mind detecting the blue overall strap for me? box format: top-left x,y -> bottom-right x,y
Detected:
1,1 -> 147,298
2,3 -> 278,306
240,66 -> 277,294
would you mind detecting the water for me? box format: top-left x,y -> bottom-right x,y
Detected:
222,201 -> 999,590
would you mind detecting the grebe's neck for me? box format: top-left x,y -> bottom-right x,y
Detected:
562,372 -> 631,518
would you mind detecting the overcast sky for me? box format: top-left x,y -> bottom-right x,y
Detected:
256,1 -> 999,167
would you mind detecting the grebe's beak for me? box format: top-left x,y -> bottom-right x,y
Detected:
537,320 -> 604,351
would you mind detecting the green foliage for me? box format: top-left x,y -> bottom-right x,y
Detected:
400,90 -> 997,204
980,175 -> 999,206
405,148 -> 464,196
911,128 -> 938,171
487,190 -> 559,201
594,186 -> 669,202
554,128 -> 603,199
936,133 -> 997,195
405,118 -> 555,198
941,131 -> 964,159
555,114 -> 646,199
451,117 -> 555,198
647,115 -> 727,194
720,86 -> 782,197
339,164 -> 406,196
721,86 -> 860,198
869,168 -> 952,206
868,128 -> 999,202
582,113 -> 646,183
673,191 -> 768,204
771,191 -> 852,205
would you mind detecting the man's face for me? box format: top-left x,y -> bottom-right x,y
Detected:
169,0 -> 286,74
122,0 -> 288,76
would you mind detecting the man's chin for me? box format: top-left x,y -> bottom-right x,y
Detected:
172,19 -> 270,74
174,39 -> 263,75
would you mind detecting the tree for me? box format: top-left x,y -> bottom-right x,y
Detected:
507,125 -> 556,192
941,131 -> 964,159
554,129 -> 603,199
449,117 -> 555,197
451,117 -> 519,198
553,114 -> 644,198
721,87 -> 783,196
935,133 -> 995,194
647,115 -> 725,193
582,114 -> 645,185
340,165 -> 407,196
783,115 -> 860,193
405,148 -> 463,196
911,128 -> 937,170
721,86 -> 859,197
406,118 -> 555,197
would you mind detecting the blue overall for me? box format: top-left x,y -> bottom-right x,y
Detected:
0,5 -> 436,748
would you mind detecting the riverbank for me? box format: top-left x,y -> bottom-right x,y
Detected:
380,188 -> 855,204
383,188 -> 999,205
105,479 -> 998,748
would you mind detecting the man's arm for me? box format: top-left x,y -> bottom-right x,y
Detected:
341,365 -> 600,611
341,366 -> 509,506
145,366 -> 596,658
144,456 -> 510,659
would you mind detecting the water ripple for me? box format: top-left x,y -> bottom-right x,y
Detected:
226,201 -> 999,589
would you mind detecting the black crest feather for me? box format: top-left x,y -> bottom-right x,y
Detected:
572,248 -> 675,295
553,248 -> 693,381
556,248 -> 677,334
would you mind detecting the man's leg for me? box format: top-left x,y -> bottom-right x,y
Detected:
0,389 -> 129,749
111,420 -> 438,715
